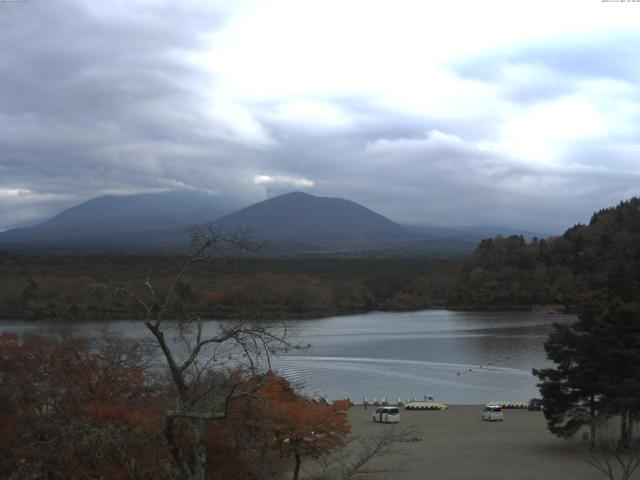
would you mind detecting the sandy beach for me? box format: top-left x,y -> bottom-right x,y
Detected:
344,406 -> 634,480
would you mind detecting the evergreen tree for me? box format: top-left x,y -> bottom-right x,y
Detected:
535,297 -> 640,446
586,299 -> 640,446
533,317 -> 605,445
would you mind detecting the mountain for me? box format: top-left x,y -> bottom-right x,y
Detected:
0,190 -> 230,249
213,192 -> 406,240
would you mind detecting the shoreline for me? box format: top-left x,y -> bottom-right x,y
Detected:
0,303 -> 572,322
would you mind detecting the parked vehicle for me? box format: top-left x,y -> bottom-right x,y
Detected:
372,406 -> 400,423
528,398 -> 543,411
482,404 -> 504,422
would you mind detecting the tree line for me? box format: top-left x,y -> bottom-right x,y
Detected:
452,198 -> 640,310
0,255 -> 457,321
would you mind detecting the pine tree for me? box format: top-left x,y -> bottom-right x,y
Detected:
586,299 -> 640,446
533,316 -> 605,446
535,297 -> 640,447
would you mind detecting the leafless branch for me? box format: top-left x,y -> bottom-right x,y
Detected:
310,426 -> 416,480
580,426 -> 640,480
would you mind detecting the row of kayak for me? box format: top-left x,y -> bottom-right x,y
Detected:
405,401 -> 448,410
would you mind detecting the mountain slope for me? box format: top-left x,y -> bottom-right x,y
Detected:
213,192 -> 406,240
0,190 -> 229,247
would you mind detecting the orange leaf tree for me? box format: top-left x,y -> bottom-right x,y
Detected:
0,332 -> 165,479
250,375 -> 351,480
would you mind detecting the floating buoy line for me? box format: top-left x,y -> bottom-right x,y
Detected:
454,343 -> 540,376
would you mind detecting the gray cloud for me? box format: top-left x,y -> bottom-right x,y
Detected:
454,31 -> 640,80
453,31 -> 640,103
0,0 -> 271,228
245,123 -> 640,233
2,2 -> 640,235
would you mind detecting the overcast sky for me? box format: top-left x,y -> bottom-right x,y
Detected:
2,0 -> 640,233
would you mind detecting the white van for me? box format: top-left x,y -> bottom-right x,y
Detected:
482,404 -> 504,422
373,406 -> 400,423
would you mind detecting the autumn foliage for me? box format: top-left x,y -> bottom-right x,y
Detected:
0,333 -> 352,480
0,332 -> 165,479
249,375 -> 351,480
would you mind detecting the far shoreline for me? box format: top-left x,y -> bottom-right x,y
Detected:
0,303 -> 574,323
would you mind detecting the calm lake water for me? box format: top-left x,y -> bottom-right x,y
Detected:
0,310 -> 574,404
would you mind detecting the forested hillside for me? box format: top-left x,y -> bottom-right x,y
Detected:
451,198 -> 640,309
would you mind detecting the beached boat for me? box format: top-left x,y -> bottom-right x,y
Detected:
405,395 -> 448,410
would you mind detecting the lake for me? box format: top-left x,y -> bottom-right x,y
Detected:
0,309 -> 574,405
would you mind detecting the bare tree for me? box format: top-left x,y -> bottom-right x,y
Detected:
581,421 -> 640,480
309,426 -> 416,480
109,225 -> 300,480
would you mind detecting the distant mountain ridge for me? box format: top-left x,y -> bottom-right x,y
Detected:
41,190 -> 227,227
0,190 -> 516,256
0,190 -> 230,247
0,190 -> 412,252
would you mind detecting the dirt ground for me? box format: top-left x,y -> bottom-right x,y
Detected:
343,406 -> 637,480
